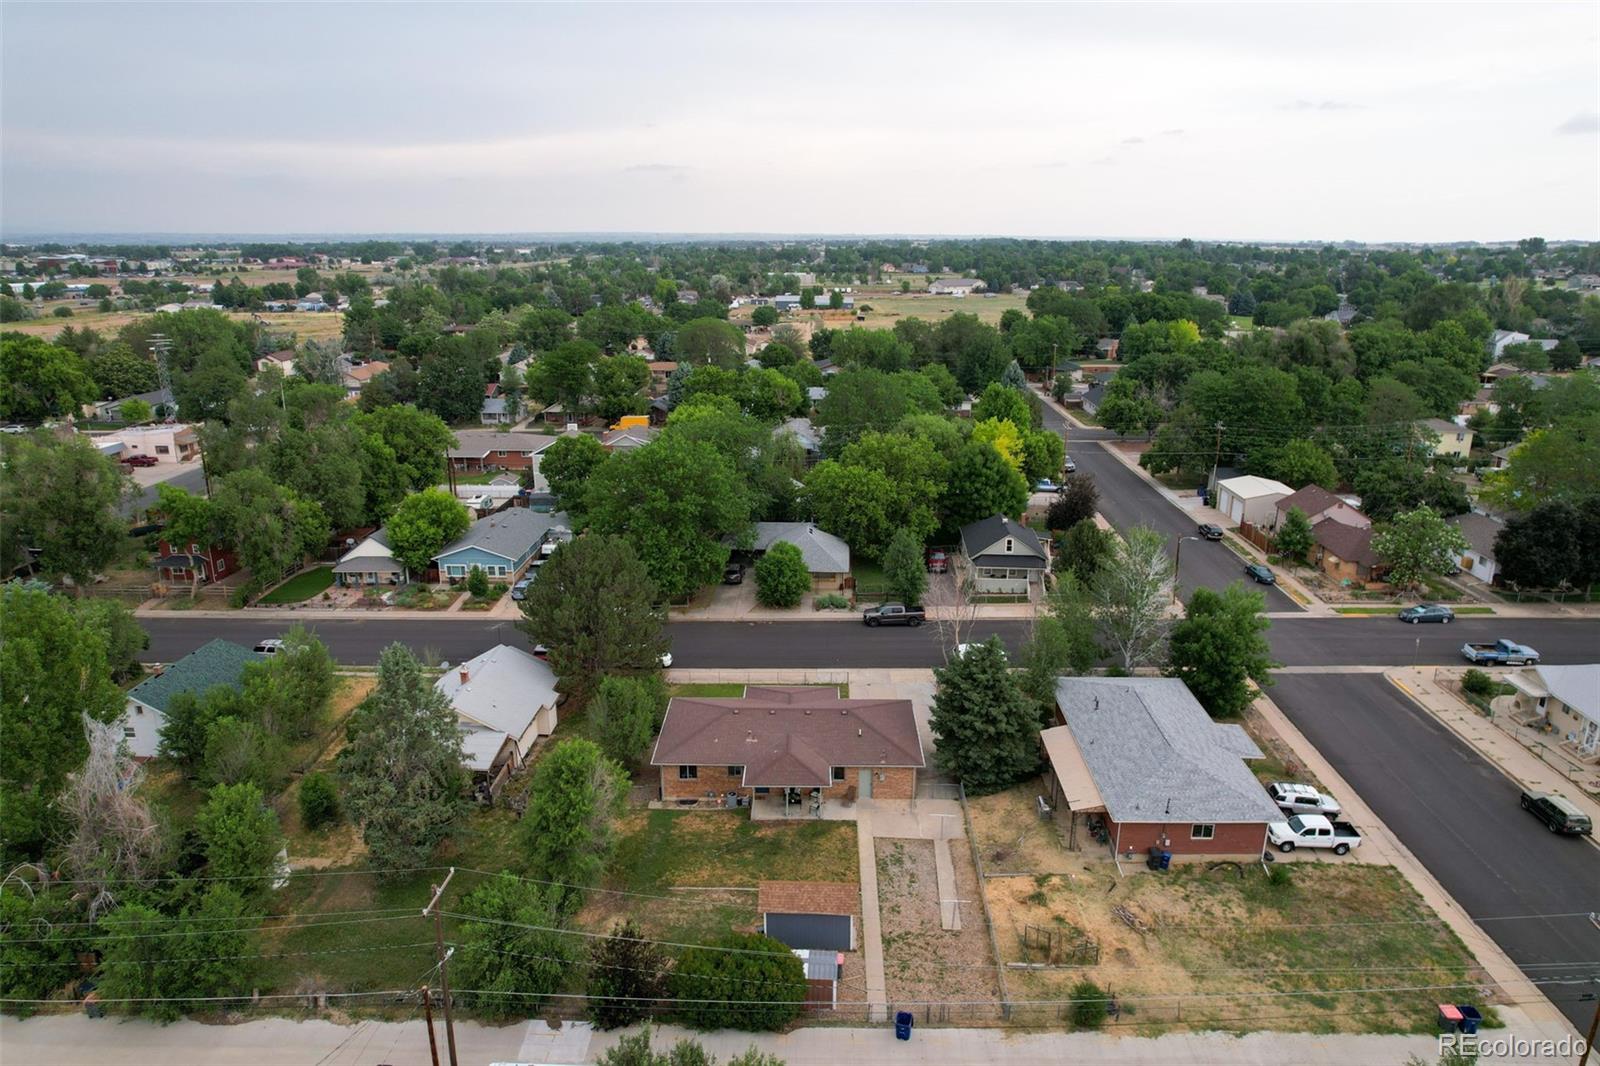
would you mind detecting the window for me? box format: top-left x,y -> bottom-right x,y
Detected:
446,565 -> 465,577
123,726 -> 136,739
832,766 -> 846,782
497,450 -> 508,457
155,445 -> 170,454
1004,538 -> 1014,553
727,765 -> 743,776
1191,824 -> 1215,840
678,765 -> 698,780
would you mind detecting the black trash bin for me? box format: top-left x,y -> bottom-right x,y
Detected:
1456,1005 -> 1483,1035
895,1010 -> 914,1040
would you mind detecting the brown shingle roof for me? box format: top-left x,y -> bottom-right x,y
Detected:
1274,484 -> 1342,516
1313,518 -> 1377,567
650,686 -> 924,788
758,880 -> 859,917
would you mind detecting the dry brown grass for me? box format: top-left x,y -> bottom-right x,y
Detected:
876,838 -> 1001,1009
4,307 -> 345,344
966,776 -> 1080,875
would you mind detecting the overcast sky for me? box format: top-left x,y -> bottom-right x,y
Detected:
3,2 -> 1597,242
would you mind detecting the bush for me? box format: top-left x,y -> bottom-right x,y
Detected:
1069,978 -> 1109,1029
670,932 -> 806,1031
1461,668 -> 1495,696
753,542 -> 810,608
1267,864 -> 1294,890
466,565 -> 490,599
298,772 -> 339,830
814,592 -> 849,610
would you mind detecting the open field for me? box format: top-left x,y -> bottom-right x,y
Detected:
989,863 -> 1493,1034
3,307 -> 346,344
852,291 -> 1030,328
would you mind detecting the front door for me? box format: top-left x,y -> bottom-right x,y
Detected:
1581,718 -> 1599,755
858,770 -> 873,800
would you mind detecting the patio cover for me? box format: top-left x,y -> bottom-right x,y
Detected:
1040,724 -> 1106,813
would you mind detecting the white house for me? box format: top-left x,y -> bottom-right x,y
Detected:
1214,475 -> 1294,528
118,640 -> 261,758
332,527 -> 406,587
436,644 -> 562,792
1502,665 -> 1600,757
1448,511 -> 1504,585
929,277 -> 985,297
959,514 -> 1048,596
1487,329 -> 1530,361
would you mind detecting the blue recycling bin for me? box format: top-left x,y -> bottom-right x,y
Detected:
1455,1005 -> 1482,1035
895,1010 -> 914,1040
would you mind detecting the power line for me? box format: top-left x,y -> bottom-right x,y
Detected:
0,941 -> 436,968
2,912 -> 420,945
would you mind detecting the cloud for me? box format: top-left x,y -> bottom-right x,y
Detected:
1556,112 -> 1599,135
623,162 -> 689,173
1161,128 -> 1184,136
1283,99 -> 1363,112
1121,136 -> 1145,145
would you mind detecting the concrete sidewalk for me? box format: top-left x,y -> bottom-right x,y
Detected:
4,1010 -> 1581,1064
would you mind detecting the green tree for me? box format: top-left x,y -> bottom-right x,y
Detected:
1274,507 -> 1314,561
516,534 -> 668,701
972,382 -> 1033,428
526,339 -> 599,414
538,431 -> 610,512
801,460 -> 900,562
195,781 -> 283,898
1055,519 -> 1113,582
453,873 -> 578,1019
74,597 -> 149,681
1492,498 -> 1600,591
520,738 -> 627,911
594,354 -> 652,423
298,771 -> 340,830
466,564 -> 491,599
211,468 -> 329,591
158,684 -> 244,771
882,527 -> 928,606
246,623 -> 336,739
675,318 -> 746,369
587,920 -> 669,1030
1258,439 -> 1339,489
751,305 -> 779,328
0,434 -> 130,584
1481,414 -> 1600,511
929,638 -> 1040,794
942,441 -> 1030,528
357,404 -> 456,490
201,714 -> 280,789
585,434 -> 753,600
670,932 -> 806,1031
1046,473 -> 1098,530
0,333 -> 97,421
0,585 -> 124,859
339,643 -> 466,872
1017,574 -> 1100,716
753,541 -> 810,608
118,397 -> 153,424
93,886 -> 257,1022
385,488 -> 470,575
591,674 -> 666,768
1090,525 -> 1174,672
1372,506 -> 1471,590
1168,584 -> 1277,718
1021,427 -> 1066,483
0,890 -> 87,1013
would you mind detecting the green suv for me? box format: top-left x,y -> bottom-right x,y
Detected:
1520,791 -> 1593,835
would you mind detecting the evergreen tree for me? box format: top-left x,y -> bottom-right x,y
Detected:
1274,507 -> 1314,562
670,932 -> 806,1031
592,674 -> 665,768
882,527 -> 927,606
928,638 -> 1040,794
588,919 -> 669,1029
520,738 -> 627,912
453,873 -> 578,1020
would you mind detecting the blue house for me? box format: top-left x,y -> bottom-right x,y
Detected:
433,508 -> 570,583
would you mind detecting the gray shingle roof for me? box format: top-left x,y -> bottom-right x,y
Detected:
743,522 -> 851,574
128,640 -> 259,713
960,515 -> 1046,567
1053,677 -> 1281,824
435,509 -> 570,565
1448,511 -> 1503,558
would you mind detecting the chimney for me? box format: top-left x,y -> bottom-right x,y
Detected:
857,728 -> 863,737
459,668 -> 469,684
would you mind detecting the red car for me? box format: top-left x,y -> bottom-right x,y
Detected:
926,550 -> 948,573
120,454 -> 159,467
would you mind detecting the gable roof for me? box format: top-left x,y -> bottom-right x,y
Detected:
959,515 -> 1046,566
601,425 -> 658,448
435,644 -> 559,754
435,508 -> 569,564
333,526 -> 405,574
1051,677 -> 1280,824
447,430 -> 560,459
1448,511 -> 1503,558
128,640 -> 259,713
651,686 -> 924,788
1532,665 -> 1600,722
1274,484 -> 1343,516
1312,518 -> 1377,567
743,522 -> 851,574
758,881 -> 859,917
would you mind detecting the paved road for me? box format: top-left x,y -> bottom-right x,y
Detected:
1270,673 -> 1600,1030
1039,401 -> 1301,611
138,615 -> 1600,668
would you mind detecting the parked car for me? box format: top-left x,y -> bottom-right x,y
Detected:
1267,814 -> 1363,855
0,424 -> 27,434
253,639 -> 285,655
1461,638 -> 1540,666
1520,791 -> 1592,835
510,577 -> 533,601
1063,456 -> 1076,473
1398,604 -> 1454,624
1197,523 -> 1224,541
926,550 -> 948,574
1033,479 -> 1061,494
862,603 -> 925,627
1267,782 -> 1341,818
1243,563 -> 1276,585
722,563 -> 745,585
660,652 -> 673,668
121,454 -> 159,467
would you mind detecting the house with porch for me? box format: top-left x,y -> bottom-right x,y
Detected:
1040,677 -> 1281,861
650,686 -> 924,815
435,644 -> 562,794
1501,664 -> 1600,759
332,527 -> 406,587
959,515 -> 1048,596
448,430 -> 557,473
153,535 -> 238,588
1448,510 -> 1504,585
732,522 -> 851,591
117,639 -> 262,759
433,508 -> 569,583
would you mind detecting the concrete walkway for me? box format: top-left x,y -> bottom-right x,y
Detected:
5,1009 -> 1581,1064
854,807 -> 890,1023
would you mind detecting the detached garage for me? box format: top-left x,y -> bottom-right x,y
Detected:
1215,475 -> 1292,528
758,880 -> 857,951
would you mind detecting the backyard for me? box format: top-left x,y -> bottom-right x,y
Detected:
256,566 -> 335,604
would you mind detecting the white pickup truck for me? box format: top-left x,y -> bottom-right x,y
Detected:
1267,814 -> 1363,855
1267,782 -> 1341,818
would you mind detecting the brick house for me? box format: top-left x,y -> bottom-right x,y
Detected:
1041,677 -> 1281,862
447,430 -> 559,473
650,686 -> 924,816
1309,518 -> 1380,583
1270,484 -> 1368,533
153,536 -> 239,587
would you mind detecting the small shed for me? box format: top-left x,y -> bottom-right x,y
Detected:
792,948 -> 844,1009
758,880 -> 857,951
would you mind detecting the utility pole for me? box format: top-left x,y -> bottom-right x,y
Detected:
1210,422 -> 1225,487
421,986 -> 440,1066
1577,990 -> 1598,1066
424,868 -> 458,1066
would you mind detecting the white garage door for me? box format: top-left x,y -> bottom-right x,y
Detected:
1228,494 -> 1244,523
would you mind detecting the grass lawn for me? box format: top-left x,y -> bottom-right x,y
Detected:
453,470 -> 513,485
257,566 -> 335,604
991,863 -> 1495,1034
851,562 -> 888,600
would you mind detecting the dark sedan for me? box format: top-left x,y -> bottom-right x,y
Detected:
1398,604 -> 1455,624
1197,523 -> 1224,541
1244,562 -> 1276,585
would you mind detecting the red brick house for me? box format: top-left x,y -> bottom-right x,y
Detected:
1041,677 -> 1281,862
153,537 -> 239,586
447,430 -> 560,473
650,686 -> 924,815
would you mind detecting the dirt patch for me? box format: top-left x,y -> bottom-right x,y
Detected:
1240,702 -> 1324,790
988,863 -> 1494,1034
965,776 -> 1078,875
875,838 -> 1000,1014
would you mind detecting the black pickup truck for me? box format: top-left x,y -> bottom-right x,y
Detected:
862,603 -> 926,627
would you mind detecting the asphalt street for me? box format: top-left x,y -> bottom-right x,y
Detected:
1271,673 -> 1600,1030
1040,402 -> 1302,611
137,615 -> 1599,668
